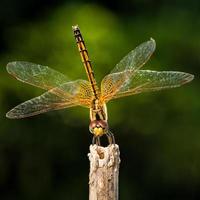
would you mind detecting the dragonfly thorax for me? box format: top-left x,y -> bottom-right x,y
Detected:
90,100 -> 108,121
89,119 -> 108,136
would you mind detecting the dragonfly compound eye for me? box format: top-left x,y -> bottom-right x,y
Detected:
89,120 -> 108,136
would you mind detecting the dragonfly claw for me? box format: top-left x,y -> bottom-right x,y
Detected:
92,130 -> 115,146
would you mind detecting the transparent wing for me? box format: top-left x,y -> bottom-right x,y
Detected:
101,39 -> 156,101
111,38 -> 156,73
6,79 -> 93,119
109,70 -> 194,100
101,71 -> 129,101
6,91 -> 76,119
7,61 -> 69,90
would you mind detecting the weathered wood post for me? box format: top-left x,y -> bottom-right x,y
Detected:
88,144 -> 120,200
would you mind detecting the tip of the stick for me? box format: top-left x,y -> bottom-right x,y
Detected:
89,144 -> 119,150
88,144 -> 120,166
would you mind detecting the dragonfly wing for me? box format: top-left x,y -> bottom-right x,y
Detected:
7,61 -> 69,90
111,70 -> 194,99
6,79 -> 93,119
111,38 -> 156,73
101,39 -> 156,101
6,91 -> 76,119
101,71 -> 130,101
58,79 -> 94,107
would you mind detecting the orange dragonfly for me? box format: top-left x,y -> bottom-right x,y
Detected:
6,25 -> 194,144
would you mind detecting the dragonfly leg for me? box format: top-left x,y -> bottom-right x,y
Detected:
97,136 -> 101,146
92,135 -> 101,146
106,130 -> 115,145
92,132 -> 115,146
92,135 -> 96,145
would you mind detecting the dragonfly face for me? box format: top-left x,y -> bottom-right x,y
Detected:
89,119 -> 108,136
6,25 -> 194,145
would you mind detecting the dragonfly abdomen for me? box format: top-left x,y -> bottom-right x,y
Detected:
72,25 -> 99,99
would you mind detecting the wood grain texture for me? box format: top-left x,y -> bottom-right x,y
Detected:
88,144 -> 120,200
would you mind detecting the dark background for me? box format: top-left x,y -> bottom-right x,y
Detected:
0,0 -> 199,199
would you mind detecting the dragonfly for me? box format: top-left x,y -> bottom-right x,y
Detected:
6,25 -> 194,145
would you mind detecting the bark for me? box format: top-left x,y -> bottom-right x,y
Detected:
88,144 -> 120,200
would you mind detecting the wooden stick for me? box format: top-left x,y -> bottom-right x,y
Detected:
88,144 -> 120,200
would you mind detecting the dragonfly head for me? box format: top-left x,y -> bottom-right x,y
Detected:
89,120 -> 108,136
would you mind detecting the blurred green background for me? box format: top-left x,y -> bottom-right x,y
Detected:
0,0 -> 199,199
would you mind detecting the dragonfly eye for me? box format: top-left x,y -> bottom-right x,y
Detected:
89,120 -> 108,135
